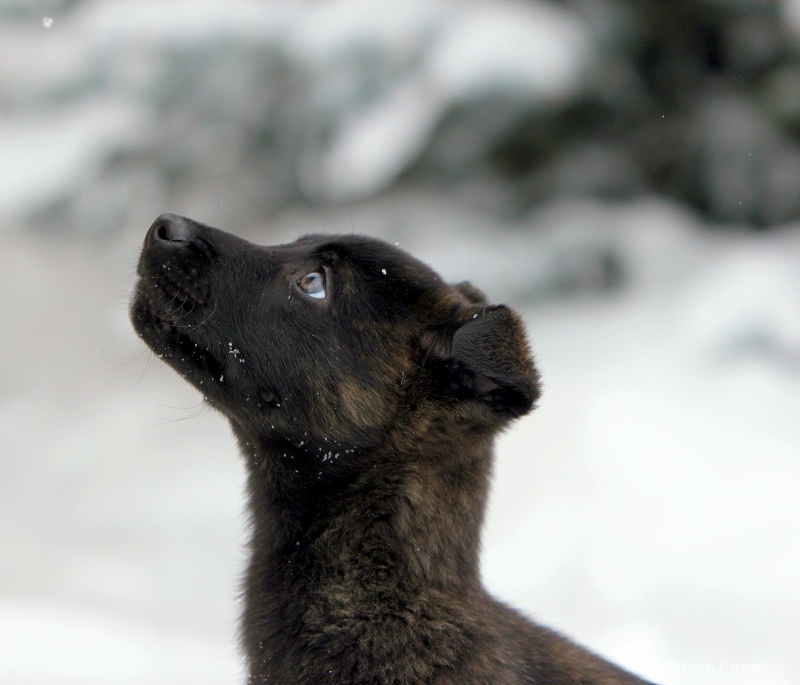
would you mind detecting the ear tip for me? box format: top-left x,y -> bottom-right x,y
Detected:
503,373 -> 542,418
454,281 -> 489,305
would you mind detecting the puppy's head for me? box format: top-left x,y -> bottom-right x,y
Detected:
131,214 -> 540,457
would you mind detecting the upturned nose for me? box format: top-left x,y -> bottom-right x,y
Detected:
145,213 -> 195,247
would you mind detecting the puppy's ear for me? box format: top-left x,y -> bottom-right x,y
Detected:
451,305 -> 540,417
421,305 -> 541,418
454,281 -> 489,305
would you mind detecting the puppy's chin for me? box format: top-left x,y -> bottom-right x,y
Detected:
130,294 -> 229,398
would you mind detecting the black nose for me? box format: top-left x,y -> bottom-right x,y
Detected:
146,213 -> 195,247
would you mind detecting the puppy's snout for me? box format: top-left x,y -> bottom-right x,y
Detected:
146,213 -> 195,247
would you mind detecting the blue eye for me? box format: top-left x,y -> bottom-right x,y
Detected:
297,271 -> 326,299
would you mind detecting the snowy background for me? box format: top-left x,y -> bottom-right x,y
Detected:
1,1 -> 799,683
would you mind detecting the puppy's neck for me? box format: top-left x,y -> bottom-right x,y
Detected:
238,429 -> 493,597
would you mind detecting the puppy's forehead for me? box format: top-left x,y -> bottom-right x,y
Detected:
292,233 -> 406,259
289,234 -> 441,281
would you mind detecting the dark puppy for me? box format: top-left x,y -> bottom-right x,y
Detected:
131,214 -> 654,685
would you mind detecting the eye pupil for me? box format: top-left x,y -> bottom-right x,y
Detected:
298,271 -> 326,299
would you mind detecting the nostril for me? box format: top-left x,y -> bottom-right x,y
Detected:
147,213 -> 194,246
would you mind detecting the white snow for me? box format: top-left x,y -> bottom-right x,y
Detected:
80,0 -> 296,47
301,76 -> 447,201
427,0 -> 589,102
300,0 -> 592,200
0,102 -> 144,221
0,0 -> 595,217
0,599 -> 237,685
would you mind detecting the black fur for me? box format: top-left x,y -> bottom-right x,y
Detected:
131,214 -> 655,685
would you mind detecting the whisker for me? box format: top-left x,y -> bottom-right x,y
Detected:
175,299 -> 218,332
120,348 -> 150,366
155,400 -> 211,423
138,350 -> 155,383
